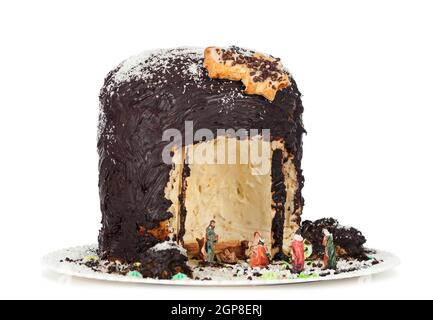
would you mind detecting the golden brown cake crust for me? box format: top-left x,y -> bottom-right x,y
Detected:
204,46 -> 290,101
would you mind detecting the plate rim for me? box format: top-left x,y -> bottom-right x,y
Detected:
42,244 -> 400,287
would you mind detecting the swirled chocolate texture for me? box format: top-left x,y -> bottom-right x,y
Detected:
97,47 -> 305,270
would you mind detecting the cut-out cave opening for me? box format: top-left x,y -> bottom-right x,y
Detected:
164,136 -> 299,262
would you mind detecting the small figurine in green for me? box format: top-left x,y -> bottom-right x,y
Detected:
322,229 -> 337,270
205,220 -> 218,262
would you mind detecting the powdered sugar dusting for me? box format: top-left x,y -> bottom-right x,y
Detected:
187,61 -> 203,80
149,241 -> 187,256
111,47 -> 204,86
113,50 -> 153,84
107,46 -> 291,94
217,88 -> 246,113
97,103 -> 107,140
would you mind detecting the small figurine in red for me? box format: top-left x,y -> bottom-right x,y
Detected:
249,232 -> 270,268
291,231 -> 305,273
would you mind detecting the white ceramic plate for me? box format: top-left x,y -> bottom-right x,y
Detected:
42,244 -> 399,286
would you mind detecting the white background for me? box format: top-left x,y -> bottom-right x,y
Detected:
1,0 -> 432,300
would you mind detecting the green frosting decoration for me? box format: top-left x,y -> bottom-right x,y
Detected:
172,273 -> 188,280
261,272 -> 280,280
82,255 -> 99,263
127,271 -> 143,278
279,261 -> 291,270
297,272 -> 319,279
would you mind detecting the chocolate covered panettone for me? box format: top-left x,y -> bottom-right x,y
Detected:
41,45 -> 385,283
97,46 -> 306,278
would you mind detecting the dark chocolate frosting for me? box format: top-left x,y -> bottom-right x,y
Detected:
301,218 -> 367,259
97,47 -> 305,265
